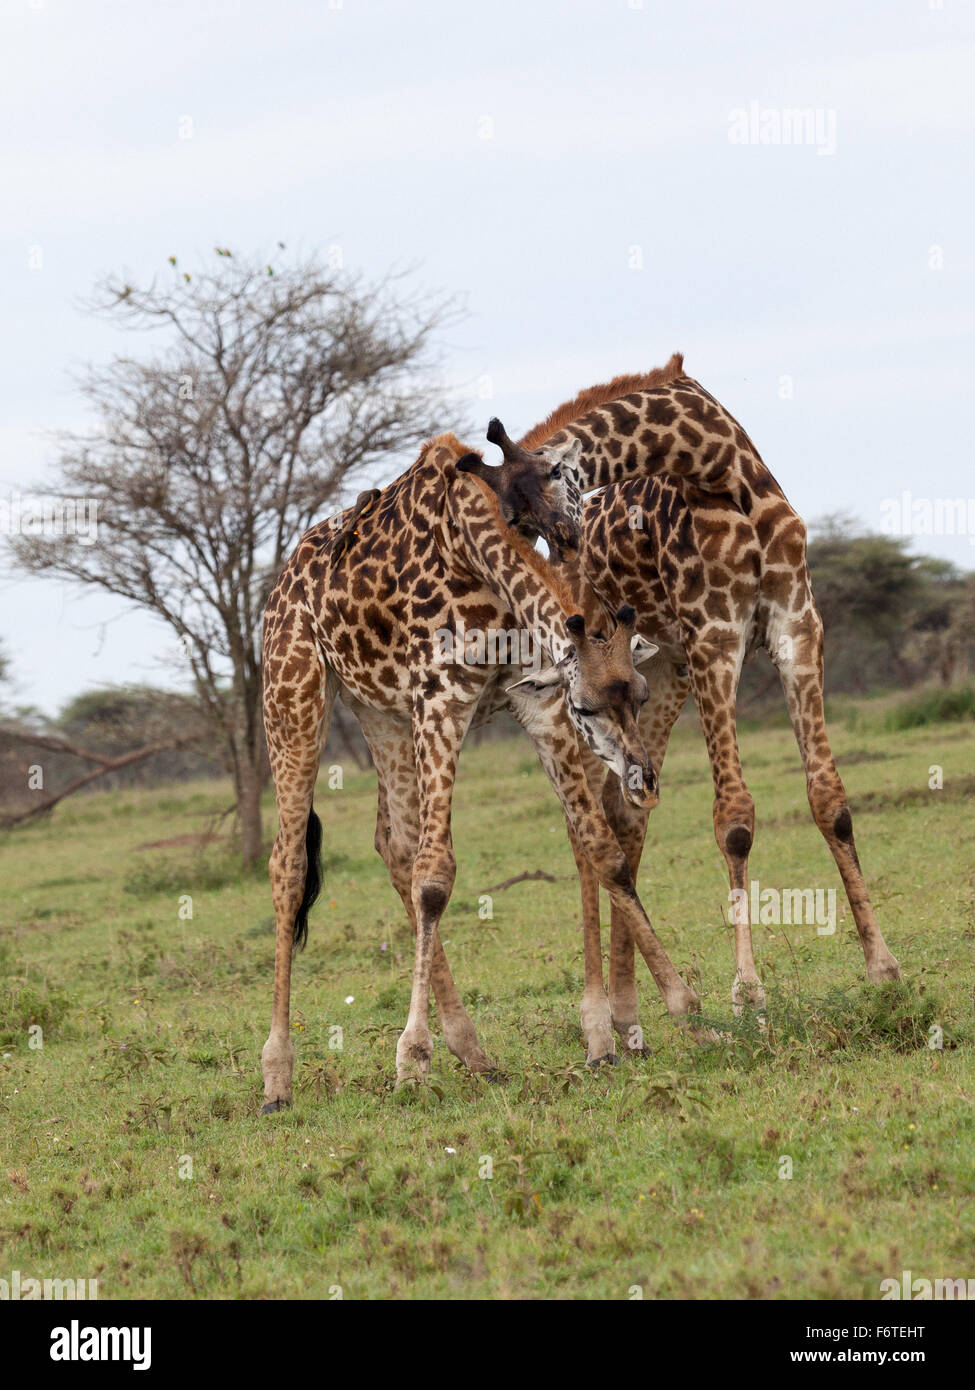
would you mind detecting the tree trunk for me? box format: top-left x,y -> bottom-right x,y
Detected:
236,755 -> 265,865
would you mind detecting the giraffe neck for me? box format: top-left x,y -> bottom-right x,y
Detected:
447,475 -> 582,663
554,545 -> 615,637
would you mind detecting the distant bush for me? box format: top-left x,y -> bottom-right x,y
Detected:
123,849 -> 269,896
885,684 -> 975,731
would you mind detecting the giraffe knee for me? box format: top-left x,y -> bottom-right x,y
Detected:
808,784 -> 854,840
725,825 -> 753,859
418,881 -> 449,918
715,790 -> 755,864
413,848 -> 455,922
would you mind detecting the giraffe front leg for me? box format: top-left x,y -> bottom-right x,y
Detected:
367,718 -> 499,1078
686,634 -> 766,1016
567,822 -> 615,1066
396,875 -> 443,1083
602,775 -> 652,1053
511,690 -> 700,1047
432,941 -> 500,1076
395,707 -> 474,1086
605,655 -> 692,1049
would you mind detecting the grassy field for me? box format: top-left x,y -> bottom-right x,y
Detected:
1,696 -> 973,1300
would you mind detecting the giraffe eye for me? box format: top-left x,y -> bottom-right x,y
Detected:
571,704 -> 595,717
549,465 -> 561,479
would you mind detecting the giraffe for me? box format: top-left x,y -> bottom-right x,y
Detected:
259,430 -> 702,1112
489,354 -> 900,1047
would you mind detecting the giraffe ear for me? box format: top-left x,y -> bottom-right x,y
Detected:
456,452 -> 488,478
630,632 -> 659,667
548,436 -> 583,474
505,659 -> 569,697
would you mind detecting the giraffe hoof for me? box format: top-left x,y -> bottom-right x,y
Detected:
587,1052 -> 619,1069
260,1098 -> 290,1115
732,980 -> 767,1015
867,956 -> 901,983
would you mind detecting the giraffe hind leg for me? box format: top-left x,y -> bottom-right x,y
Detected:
260,626 -> 336,1112
774,608 -> 900,982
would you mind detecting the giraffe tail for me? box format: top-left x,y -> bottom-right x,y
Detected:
293,808 -> 323,950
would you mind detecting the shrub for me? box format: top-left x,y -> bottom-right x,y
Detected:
886,684 -> 975,730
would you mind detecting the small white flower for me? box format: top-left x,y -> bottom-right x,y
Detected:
444,1146 -> 456,1155
344,995 -> 354,1004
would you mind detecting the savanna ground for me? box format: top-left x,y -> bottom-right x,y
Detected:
1,693 -> 973,1300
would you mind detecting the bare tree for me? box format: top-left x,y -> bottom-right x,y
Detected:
9,249 -> 458,861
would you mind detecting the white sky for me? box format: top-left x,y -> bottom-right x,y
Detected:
1,0 -> 973,713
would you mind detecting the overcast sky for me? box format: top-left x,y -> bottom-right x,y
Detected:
1,0 -> 973,713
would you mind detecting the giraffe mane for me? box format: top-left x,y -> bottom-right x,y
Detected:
518,352 -> 686,450
460,471 -> 577,617
418,432 -> 483,463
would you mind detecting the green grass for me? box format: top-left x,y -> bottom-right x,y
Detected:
885,683 -> 975,731
1,705 -> 973,1300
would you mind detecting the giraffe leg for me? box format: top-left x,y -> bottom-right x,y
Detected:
561,730 -> 615,1062
774,608 -> 900,982
260,652 -> 336,1113
605,657 -> 692,1052
510,688 -> 700,1034
395,706 -> 475,1084
685,633 -> 765,1014
600,777 -> 648,1054
366,719 -> 497,1074
565,816 -> 614,1064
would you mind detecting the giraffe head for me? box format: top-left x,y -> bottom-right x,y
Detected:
455,418 -> 584,562
508,605 -> 660,808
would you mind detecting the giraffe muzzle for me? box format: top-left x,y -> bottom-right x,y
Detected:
623,762 -> 659,810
